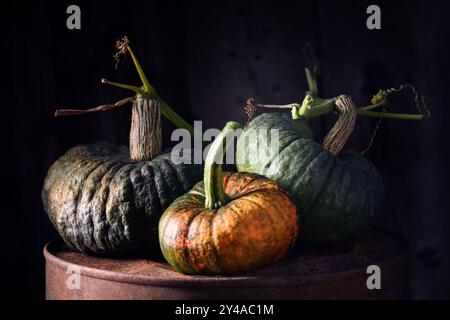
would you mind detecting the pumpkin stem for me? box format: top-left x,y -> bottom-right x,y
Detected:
130,96 -> 162,161
204,121 -> 244,210
323,95 -> 357,156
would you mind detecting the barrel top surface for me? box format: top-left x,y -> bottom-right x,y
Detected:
44,226 -> 410,288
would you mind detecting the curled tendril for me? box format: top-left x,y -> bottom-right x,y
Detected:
370,90 -> 389,105
362,83 -> 430,154
370,83 -> 430,119
361,109 -> 385,155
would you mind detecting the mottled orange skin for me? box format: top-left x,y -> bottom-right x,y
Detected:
158,172 -> 299,275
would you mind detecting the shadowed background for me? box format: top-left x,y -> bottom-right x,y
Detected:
2,0 -> 449,298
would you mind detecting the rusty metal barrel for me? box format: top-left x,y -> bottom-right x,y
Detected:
44,226 -> 410,300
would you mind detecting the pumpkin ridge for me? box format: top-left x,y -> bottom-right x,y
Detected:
261,136 -> 302,172
46,157 -> 83,249
334,166 -> 352,220
69,159 -> 105,251
118,165 -> 141,249
97,161 -> 127,252
236,195 -> 278,258
120,165 -> 145,247
216,201 -> 252,273
247,188 -> 297,246
169,152 -> 201,190
170,206 -> 206,274
302,157 -> 338,228
78,161 -> 114,251
297,148 -> 336,211
80,160 -> 116,208
352,180 -> 372,234
210,212 -> 229,273
160,157 -> 185,198
151,157 -> 188,210
279,142 -> 323,194
264,140 -> 324,213
104,164 -> 135,252
140,164 -> 162,216
92,186 -> 111,252
188,211 -> 220,274
357,168 -> 378,230
129,164 -> 159,236
229,176 -> 280,199
225,172 -> 257,196
148,162 -> 166,212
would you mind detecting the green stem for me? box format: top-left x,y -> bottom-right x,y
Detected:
305,67 -> 318,98
358,100 -> 386,111
101,78 -> 146,96
356,109 -> 425,120
160,100 -> 195,136
204,121 -> 244,210
294,95 -> 425,120
126,46 -> 156,96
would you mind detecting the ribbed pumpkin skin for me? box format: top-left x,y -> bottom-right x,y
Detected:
236,112 -> 384,244
159,172 -> 298,275
42,142 -> 203,256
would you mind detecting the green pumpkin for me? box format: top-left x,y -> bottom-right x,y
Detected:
236,107 -> 384,244
42,141 -> 202,255
42,38 -> 203,256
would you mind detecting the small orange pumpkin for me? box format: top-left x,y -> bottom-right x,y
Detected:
159,121 -> 298,275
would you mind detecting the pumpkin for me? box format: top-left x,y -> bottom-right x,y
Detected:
42,38 -> 203,256
159,121 -> 298,275
236,96 -> 384,244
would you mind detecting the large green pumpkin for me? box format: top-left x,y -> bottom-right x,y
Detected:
42,38 -> 203,256
236,98 -> 384,244
42,140 -> 202,256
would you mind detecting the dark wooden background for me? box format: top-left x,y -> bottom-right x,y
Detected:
2,0 -> 449,299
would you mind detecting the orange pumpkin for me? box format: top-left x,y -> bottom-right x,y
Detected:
158,122 -> 298,275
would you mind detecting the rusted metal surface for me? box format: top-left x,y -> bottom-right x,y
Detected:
44,226 -> 411,300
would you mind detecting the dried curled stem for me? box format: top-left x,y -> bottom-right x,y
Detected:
245,98 -> 296,126
54,97 -> 135,117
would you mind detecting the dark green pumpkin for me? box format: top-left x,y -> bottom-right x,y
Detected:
42,39 -> 203,256
236,110 -> 384,244
42,141 -> 202,255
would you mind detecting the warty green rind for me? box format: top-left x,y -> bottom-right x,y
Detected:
42,141 -> 203,256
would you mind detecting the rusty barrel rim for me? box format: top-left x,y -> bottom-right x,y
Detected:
44,226 -> 410,289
